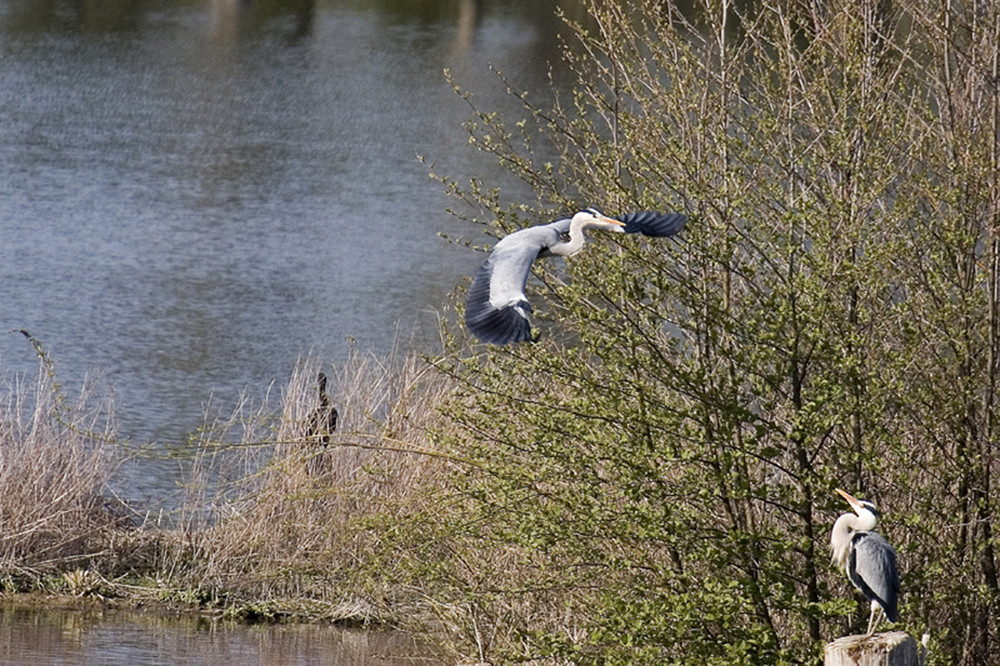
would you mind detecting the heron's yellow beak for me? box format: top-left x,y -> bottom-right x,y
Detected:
602,216 -> 626,230
835,488 -> 864,512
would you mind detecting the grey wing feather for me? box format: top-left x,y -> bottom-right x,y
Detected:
848,532 -> 900,622
616,211 -> 687,237
465,255 -> 533,344
545,217 -> 572,235
534,218 -> 571,257
464,225 -> 561,344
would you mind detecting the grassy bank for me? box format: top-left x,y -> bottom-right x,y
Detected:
0,338 -> 455,630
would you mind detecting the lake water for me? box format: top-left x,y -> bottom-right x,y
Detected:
0,1 -> 579,659
0,0 -> 578,507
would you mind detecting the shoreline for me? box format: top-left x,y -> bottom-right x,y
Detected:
0,588 -> 392,628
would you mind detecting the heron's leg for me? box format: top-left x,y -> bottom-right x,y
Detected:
866,603 -> 879,635
866,603 -> 886,635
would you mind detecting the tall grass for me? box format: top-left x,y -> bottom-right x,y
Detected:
0,359 -> 126,579
0,334 -> 459,632
172,344 -> 455,621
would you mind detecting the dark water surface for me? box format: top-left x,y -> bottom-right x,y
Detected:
0,606 -> 441,665
0,0 -> 577,505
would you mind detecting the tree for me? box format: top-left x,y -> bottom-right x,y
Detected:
432,1 -> 1000,663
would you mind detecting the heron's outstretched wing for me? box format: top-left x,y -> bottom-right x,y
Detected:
539,211 -> 687,244
616,211 -> 687,237
464,225 -> 561,345
848,531 -> 900,622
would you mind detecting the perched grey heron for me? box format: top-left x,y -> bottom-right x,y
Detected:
831,488 -> 900,635
307,372 -> 338,444
464,208 -> 686,345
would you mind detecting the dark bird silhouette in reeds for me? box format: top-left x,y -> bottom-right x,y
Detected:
307,372 -> 339,445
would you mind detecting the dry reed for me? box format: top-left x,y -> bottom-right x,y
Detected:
173,343 -> 455,621
0,338 -> 462,632
0,361 -> 127,579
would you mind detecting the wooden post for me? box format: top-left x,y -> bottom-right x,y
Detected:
824,632 -> 918,666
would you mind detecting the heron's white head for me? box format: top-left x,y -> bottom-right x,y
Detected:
837,488 -> 882,531
573,207 -> 626,233
551,208 -> 626,257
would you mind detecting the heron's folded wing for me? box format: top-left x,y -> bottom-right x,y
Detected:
848,532 -> 900,622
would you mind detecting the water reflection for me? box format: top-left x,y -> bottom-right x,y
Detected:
0,606 -> 440,665
209,0 -> 316,43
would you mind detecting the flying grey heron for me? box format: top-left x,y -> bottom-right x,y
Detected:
830,488 -> 900,635
307,372 -> 338,444
464,208 -> 686,345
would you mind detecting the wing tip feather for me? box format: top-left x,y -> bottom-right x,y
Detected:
465,301 -> 533,345
619,211 -> 688,237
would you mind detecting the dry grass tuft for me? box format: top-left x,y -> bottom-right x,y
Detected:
173,343 -> 454,615
0,362 -> 128,579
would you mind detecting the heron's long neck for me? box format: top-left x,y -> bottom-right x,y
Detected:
830,515 -> 855,568
830,510 -> 878,568
549,218 -> 589,257
852,508 -> 878,532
